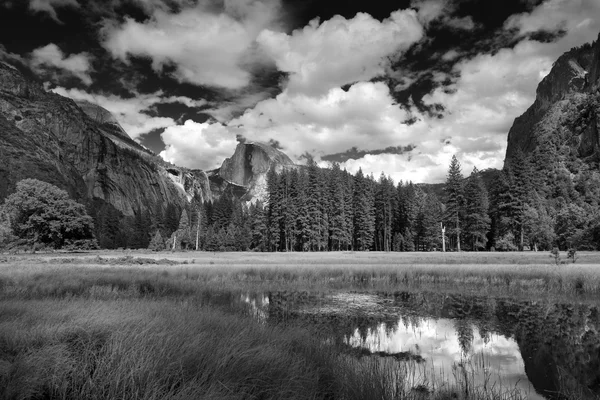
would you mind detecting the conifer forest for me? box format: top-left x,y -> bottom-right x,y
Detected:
90,150 -> 600,253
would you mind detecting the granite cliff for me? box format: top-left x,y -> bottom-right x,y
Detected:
505,33 -> 600,162
0,61 -> 293,216
213,141 -> 295,201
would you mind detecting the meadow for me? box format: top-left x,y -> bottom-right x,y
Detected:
1,251 -> 599,400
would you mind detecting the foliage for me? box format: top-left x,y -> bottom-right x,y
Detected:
148,230 -> 165,251
444,155 -> 464,251
1,179 -> 96,249
495,233 -> 518,252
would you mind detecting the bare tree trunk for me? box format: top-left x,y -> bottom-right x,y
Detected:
195,211 -> 201,251
456,215 -> 461,252
441,223 -> 446,252
520,224 -> 524,251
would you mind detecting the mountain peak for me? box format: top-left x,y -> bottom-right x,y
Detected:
218,141 -> 295,201
505,33 -> 600,161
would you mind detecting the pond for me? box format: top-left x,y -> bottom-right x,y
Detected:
233,290 -> 600,400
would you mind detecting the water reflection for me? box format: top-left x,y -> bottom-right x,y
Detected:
345,317 -> 542,399
238,290 -> 600,400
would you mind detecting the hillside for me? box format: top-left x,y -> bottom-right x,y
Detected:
0,62 -> 294,219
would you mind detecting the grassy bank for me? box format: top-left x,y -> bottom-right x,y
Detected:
2,251 -> 600,301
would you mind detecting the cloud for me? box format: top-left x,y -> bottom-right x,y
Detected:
205,91 -> 273,122
228,82 -> 415,158
30,44 -> 93,85
322,145 -> 417,163
257,10 -> 423,95
102,0 -> 282,89
411,0 -> 448,25
28,0 -> 79,23
445,15 -> 477,31
410,0 -> 478,31
156,2 -> 600,182
504,0 -> 600,49
50,86 -> 207,139
160,120 -> 238,170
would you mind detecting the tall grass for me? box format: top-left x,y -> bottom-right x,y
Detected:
1,252 -> 594,399
2,256 -> 599,301
0,299 -> 527,400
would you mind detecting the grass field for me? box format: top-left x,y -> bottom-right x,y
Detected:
2,250 -> 599,300
1,251 -> 598,400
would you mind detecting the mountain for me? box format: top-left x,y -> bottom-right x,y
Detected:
505,33 -> 600,162
212,141 -> 295,201
0,61 -> 293,218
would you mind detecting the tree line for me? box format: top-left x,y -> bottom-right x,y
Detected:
2,146 -> 599,252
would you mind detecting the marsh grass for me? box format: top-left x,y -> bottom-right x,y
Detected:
0,299 -> 527,400
2,254 -> 599,302
1,252 -> 596,399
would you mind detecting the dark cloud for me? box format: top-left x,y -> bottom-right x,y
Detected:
322,145 -> 417,163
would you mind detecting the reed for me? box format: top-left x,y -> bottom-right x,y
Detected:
0,298 -> 527,400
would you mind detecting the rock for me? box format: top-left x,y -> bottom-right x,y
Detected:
0,60 -> 295,215
74,100 -> 131,141
0,61 -> 212,215
505,33 -> 600,163
218,141 -> 296,201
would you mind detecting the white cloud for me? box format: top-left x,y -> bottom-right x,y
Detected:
153,2 -> 600,181
505,0 -> 600,49
205,91 -> 272,122
160,120 -> 238,170
445,15 -> 477,31
28,0 -> 78,23
411,0 -> 448,26
257,10 -> 423,95
229,82 -> 415,158
50,86 -> 207,139
410,0 -> 478,31
102,0 -> 282,89
30,44 -> 93,85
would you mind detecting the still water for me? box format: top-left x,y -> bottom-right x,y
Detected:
234,291 -> 600,399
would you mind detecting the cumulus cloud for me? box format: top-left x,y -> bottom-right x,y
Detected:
160,120 -> 238,170
257,10 -> 423,95
228,82 -> 415,158
155,1 -> 600,181
50,86 -> 207,139
30,44 -> 93,85
28,0 -> 78,23
102,0 -> 282,89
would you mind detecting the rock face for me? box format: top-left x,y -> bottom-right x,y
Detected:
0,62 -> 296,215
217,141 -> 295,201
75,100 -> 131,141
0,62 -> 212,216
505,33 -> 600,161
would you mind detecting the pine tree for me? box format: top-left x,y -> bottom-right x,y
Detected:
374,174 -> 395,251
250,201 -> 268,251
342,170 -> 354,250
307,160 -> 328,251
463,167 -> 491,251
444,155 -> 465,251
148,230 -> 165,251
329,163 -> 348,251
164,204 -> 179,237
507,150 -> 533,250
353,169 -> 375,251
266,166 -> 282,251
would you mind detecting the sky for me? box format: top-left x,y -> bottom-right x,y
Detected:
1,0 -> 600,183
